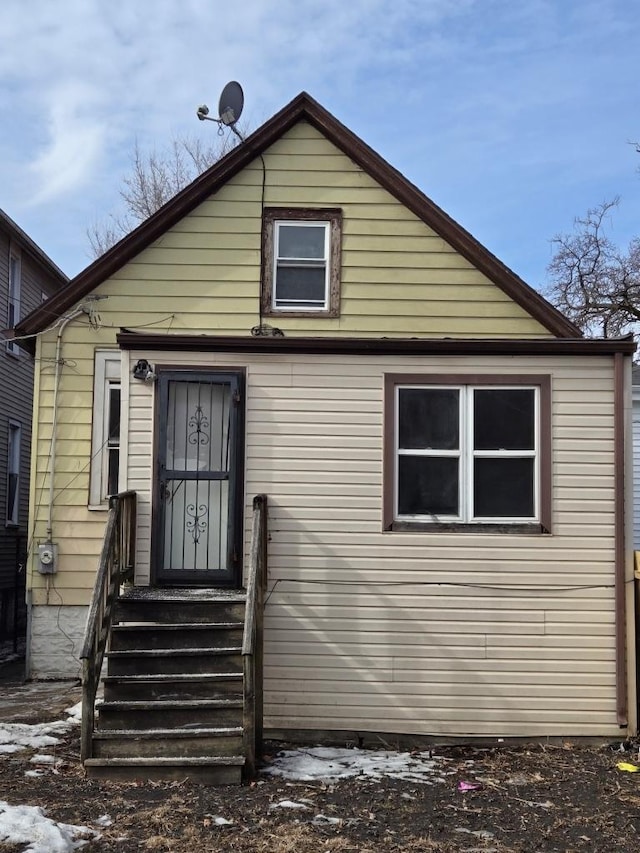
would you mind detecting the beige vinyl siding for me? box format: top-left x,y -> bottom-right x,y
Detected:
633,396 -> 640,549
116,350 -> 629,738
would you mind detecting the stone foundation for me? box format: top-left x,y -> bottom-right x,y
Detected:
28,605 -> 88,680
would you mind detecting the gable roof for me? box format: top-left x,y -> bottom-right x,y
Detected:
0,208 -> 68,285
16,92 -> 581,341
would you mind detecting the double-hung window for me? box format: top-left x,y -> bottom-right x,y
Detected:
262,208 -> 342,317
89,352 -> 121,507
385,375 -> 551,531
7,252 -> 21,356
6,420 -> 21,526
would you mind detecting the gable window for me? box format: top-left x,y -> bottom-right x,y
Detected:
384,374 -> 551,532
6,420 -> 21,526
6,252 -> 21,356
262,208 -> 342,317
89,352 -> 121,507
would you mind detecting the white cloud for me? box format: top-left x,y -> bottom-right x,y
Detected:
28,82 -> 107,204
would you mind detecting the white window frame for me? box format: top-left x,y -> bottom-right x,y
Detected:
273,220 -> 330,311
89,351 -> 121,508
6,250 -> 21,356
6,419 -> 21,526
394,384 -> 540,524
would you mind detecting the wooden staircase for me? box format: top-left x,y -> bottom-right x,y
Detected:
80,493 -> 267,785
84,589 -> 247,783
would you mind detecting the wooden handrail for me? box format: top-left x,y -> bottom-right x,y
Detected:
242,494 -> 268,778
80,491 -> 136,762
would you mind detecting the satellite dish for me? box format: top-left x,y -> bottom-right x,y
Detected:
218,81 -> 244,126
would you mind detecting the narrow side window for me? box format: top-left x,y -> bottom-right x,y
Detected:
6,420 -> 21,525
6,252 -> 21,356
89,352 -> 121,507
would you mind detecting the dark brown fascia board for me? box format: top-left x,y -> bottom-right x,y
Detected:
117,332 -> 635,357
17,91 -> 580,345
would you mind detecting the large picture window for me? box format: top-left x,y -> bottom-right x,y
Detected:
262,208 -> 342,317
384,374 -> 551,531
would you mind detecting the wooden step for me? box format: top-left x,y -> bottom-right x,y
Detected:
96,698 -> 243,729
103,672 -> 243,701
91,726 -> 243,758
84,755 -> 244,784
110,623 -> 244,651
115,589 -> 246,624
106,647 -> 242,676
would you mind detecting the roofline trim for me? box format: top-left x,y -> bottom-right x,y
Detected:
117,332 -> 635,357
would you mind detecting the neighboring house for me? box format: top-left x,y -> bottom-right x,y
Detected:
0,210 -> 67,643
16,94 -> 637,780
633,366 -> 640,550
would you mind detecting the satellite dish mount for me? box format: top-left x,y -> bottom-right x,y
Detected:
197,81 -> 244,140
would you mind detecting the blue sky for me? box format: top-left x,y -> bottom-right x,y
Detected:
1,0 -> 639,296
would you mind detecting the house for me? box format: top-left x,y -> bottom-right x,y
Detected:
0,210 -> 67,647
632,366 -> 640,550
16,93 -> 637,782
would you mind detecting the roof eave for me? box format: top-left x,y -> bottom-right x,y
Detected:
116,331 -> 634,357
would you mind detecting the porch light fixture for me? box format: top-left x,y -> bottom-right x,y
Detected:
132,359 -> 156,382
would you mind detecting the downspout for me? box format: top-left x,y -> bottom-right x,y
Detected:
47,309 -> 83,540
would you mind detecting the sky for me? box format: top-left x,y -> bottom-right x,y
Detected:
1,0 -> 639,297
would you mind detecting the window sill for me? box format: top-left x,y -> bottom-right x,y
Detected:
387,521 -> 548,535
262,307 -> 339,319
88,503 -> 109,512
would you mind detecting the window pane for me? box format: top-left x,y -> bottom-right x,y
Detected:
398,456 -> 458,516
398,388 -> 459,450
474,389 -> 534,450
108,387 -> 121,442
474,458 -> 534,517
275,266 -> 326,303
278,224 -> 325,259
166,381 -> 231,473
107,449 -> 119,496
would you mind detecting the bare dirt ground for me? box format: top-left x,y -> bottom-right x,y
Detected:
1,711 -> 639,853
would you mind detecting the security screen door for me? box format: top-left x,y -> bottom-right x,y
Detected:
153,371 -> 244,586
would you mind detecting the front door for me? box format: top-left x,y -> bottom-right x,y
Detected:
152,370 -> 244,587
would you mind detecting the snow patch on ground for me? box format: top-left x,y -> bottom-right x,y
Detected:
0,801 -> 99,852
263,746 -> 447,784
0,703 -> 80,755
0,702 -> 82,753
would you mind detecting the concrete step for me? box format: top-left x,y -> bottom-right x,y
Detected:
91,726 -> 243,758
110,623 -> 244,651
96,698 -> 243,730
103,672 -> 243,702
106,647 -> 242,676
84,755 -> 244,784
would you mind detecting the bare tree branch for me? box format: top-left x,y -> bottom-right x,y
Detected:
87,130 -> 242,258
545,198 -> 640,337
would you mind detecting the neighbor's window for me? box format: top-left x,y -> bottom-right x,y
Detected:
384,375 -> 551,531
6,252 -> 21,356
6,420 -> 21,525
89,352 -> 121,507
262,208 -> 342,317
